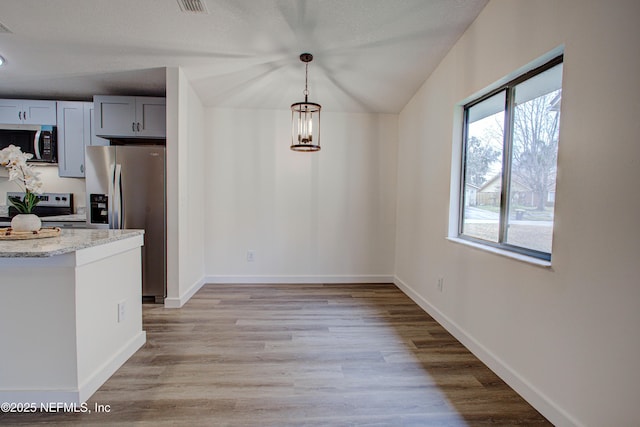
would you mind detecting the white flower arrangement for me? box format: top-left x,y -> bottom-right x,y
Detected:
0,144 -> 43,214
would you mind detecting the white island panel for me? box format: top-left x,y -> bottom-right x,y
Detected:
0,229 -> 146,404
75,244 -> 144,400
1,268 -> 78,389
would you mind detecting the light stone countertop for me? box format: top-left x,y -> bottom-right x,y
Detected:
41,213 -> 87,222
0,229 -> 144,258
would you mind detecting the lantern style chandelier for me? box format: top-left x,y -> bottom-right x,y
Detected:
291,53 -> 321,152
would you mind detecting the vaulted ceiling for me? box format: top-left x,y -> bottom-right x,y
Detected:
0,0 -> 487,113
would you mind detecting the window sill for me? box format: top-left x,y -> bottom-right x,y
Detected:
446,237 -> 552,268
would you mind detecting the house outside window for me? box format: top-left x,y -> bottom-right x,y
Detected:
459,56 -> 563,260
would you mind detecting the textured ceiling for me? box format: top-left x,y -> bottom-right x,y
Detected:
0,0 -> 487,113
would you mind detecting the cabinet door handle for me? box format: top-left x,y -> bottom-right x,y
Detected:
137,122 -> 141,132
18,111 -> 22,120
132,122 -> 136,132
80,164 -> 84,173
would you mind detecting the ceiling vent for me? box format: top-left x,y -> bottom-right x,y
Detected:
0,22 -> 12,33
177,0 -> 209,14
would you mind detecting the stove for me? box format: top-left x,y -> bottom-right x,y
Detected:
6,192 -> 74,218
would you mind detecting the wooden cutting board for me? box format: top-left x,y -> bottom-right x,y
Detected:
0,227 -> 62,240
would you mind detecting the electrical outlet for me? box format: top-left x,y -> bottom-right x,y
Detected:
437,277 -> 444,292
118,301 -> 126,322
247,250 -> 255,262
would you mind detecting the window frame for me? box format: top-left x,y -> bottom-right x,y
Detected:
458,55 -> 563,261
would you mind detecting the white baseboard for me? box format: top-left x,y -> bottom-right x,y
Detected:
164,276 -> 206,308
393,276 -> 581,427
205,275 -> 394,284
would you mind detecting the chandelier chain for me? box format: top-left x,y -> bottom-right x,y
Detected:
304,62 -> 309,99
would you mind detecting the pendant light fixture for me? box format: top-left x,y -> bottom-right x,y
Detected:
291,53 -> 321,152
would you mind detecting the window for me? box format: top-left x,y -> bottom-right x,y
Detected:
459,56 -> 563,261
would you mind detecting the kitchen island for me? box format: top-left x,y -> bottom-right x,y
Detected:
0,229 -> 146,405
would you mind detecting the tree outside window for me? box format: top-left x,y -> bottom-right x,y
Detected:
460,57 -> 563,260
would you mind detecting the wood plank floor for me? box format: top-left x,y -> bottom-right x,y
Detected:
1,283 -> 551,426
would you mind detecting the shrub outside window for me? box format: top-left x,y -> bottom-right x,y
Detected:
460,56 -> 563,260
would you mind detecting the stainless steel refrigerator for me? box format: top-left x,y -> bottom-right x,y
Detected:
85,145 -> 166,302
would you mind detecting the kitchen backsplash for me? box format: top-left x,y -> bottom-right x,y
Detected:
0,165 -> 86,213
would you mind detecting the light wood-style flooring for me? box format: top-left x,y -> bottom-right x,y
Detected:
1,283 -> 551,426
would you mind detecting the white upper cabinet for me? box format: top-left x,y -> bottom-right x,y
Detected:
0,99 -> 57,125
93,96 -> 166,138
57,101 -> 109,178
57,102 -> 87,178
135,97 -> 166,138
94,96 -> 136,137
86,103 -> 109,147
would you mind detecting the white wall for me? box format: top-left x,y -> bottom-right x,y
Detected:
179,70 -> 206,297
166,68 -> 179,303
204,108 -> 397,282
165,67 -> 206,307
395,1 -> 640,426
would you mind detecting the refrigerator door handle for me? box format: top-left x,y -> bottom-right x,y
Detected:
108,163 -> 116,228
113,163 -> 124,229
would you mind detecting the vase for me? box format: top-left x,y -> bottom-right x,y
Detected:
11,213 -> 42,232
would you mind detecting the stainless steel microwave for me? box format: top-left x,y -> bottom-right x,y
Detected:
0,124 -> 57,163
